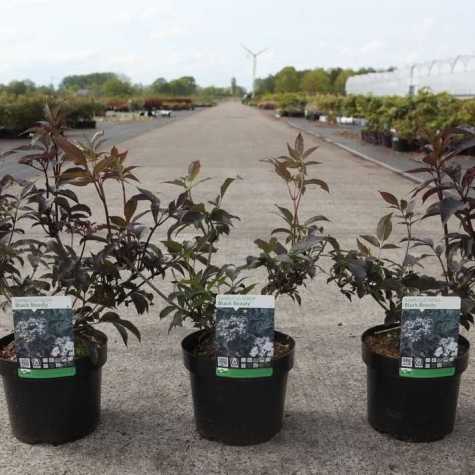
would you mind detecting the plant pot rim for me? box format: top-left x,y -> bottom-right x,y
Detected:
361,323 -> 470,376
182,329 -> 295,376
0,331 -> 108,373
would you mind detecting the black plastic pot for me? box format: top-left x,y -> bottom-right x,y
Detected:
0,332 -> 107,445
362,324 -> 470,442
392,136 -> 417,153
67,119 -> 97,129
382,132 -> 393,148
0,128 -> 23,139
374,132 -> 384,145
305,111 -> 320,121
182,330 -> 295,445
361,130 -> 378,145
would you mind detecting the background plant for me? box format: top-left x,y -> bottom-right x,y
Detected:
0,94 -> 103,133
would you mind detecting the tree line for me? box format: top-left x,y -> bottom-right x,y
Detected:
0,73 -> 246,98
254,66 -> 395,96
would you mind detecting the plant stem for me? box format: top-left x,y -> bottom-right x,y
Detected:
435,166 -> 452,281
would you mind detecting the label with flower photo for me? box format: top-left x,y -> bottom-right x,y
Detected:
399,296 -> 460,378
215,295 -> 274,378
12,297 -> 76,379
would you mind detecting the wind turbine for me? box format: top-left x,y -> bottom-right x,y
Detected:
241,44 -> 268,96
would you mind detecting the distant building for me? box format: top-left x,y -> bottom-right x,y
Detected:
346,55 -> 475,98
75,89 -> 91,97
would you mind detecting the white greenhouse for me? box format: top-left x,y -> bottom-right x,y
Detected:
346,55 -> 475,98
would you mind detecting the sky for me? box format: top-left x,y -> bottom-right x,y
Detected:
0,0 -> 473,89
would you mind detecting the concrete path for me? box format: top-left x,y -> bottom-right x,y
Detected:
0,102 -> 473,474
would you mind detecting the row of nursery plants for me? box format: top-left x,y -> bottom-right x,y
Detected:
354,91 -> 475,152
104,96 -> 218,112
0,106 -> 474,446
248,92 -> 307,116
0,93 -> 214,137
105,96 -> 196,112
250,91 -> 475,149
0,94 -> 104,137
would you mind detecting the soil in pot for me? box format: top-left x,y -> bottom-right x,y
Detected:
182,329 -> 295,446
362,324 -> 470,442
0,332 -> 107,445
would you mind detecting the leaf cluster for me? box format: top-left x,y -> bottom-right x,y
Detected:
248,134 -> 337,304
156,165 -> 254,331
0,105 -> 196,345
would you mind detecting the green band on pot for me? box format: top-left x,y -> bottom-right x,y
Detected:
216,367 -> 273,378
399,367 -> 455,378
18,367 -> 76,379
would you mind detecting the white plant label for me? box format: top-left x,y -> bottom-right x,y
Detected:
399,296 -> 460,378
215,295 -> 274,378
12,296 -> 75,379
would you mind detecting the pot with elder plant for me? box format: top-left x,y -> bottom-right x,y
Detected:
329,126 -> 475,442
381,130 -> 393,148
0,106 -> 174,444
146,134 -> 335,445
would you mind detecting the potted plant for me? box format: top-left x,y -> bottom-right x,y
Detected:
329,126 -> 475,441
142,134 -> 334,445
359,96 -> 384,145
392,117 -> 418,152
0,106 -> 185,444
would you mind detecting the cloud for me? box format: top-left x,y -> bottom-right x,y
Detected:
0,27 -> 17,36
149,26 -> 188,41
420,17 -> 435,33
360,41 -> 385,55
0,0 -> 471,88
4,0 -> 56,9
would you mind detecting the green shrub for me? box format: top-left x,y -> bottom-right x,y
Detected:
62,97 -> 105,122
257,101 -> 277,110
0,94 -> 46,131
410,90 -> 466,139
0,94 -> 104,132
460,99 -> 475,124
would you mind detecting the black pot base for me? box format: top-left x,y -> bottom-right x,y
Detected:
0,333 -> 107,445
182,330 -> 295,446
369,421 -> 448,443
363,324 -> 470,443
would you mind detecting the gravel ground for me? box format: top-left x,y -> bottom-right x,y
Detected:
0,102 -> 473,474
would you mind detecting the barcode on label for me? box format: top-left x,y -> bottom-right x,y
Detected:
19,358 -> 31,368
401,357 -> 413,368
217,357 -> 228,368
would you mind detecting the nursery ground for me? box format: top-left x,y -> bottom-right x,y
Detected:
0,101 -> 473,475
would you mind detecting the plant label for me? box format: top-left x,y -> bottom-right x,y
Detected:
215,295 -> 274,378
399,296 -> 460,378
12,296 -> 75,379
